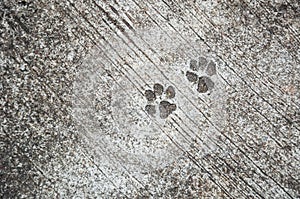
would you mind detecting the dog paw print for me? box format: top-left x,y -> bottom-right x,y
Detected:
186,57 -> 217,94
144,83 -> 177,119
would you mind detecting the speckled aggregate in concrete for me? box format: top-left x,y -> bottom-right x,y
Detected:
1,0 -> 299,198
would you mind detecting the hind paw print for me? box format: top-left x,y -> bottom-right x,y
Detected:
144,83 -> 177,119
186,57 -> 217,94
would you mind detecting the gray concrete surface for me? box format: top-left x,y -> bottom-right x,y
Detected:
1,0 -> 299,198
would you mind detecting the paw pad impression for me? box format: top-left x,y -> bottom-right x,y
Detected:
186,57 -> 217,94
144,83 -> 177,119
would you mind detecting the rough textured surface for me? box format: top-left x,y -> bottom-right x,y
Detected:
1,0 -> 299,198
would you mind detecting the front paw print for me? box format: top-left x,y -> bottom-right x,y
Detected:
186,57 -> 217,94
144,83 -> 177,119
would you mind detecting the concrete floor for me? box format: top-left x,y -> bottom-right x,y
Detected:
1,0 -> 299,198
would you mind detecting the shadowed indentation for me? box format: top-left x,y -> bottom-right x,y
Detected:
144,83 -> 177,119
159,100 -> 177,119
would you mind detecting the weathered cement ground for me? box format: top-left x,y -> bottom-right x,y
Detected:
1,0 -> 299,198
